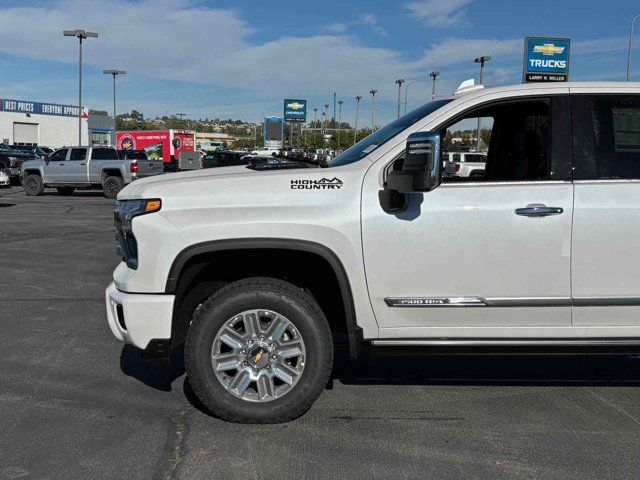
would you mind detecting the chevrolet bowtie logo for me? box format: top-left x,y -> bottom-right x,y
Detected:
287,102 -> 304,109
533,43 -> 565,56
254,351 -> 264,363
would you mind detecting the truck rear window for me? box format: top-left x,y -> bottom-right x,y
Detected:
91,148 -> 118,160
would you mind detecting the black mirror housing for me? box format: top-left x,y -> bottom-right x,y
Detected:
386,131 -> 441,194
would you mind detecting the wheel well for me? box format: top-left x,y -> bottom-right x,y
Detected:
102,169 -> 122,179
170,245 -> 361,358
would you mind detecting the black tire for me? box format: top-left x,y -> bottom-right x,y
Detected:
185,277 -> 333,423
102,175 -> 124,199
56,186 -> 75,196
23,174 -> 44,196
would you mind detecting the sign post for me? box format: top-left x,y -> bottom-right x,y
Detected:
523,37 -> 571,83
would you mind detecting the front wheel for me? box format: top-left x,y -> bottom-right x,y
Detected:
23,174 -> 44,196
185,277 -> 333,423
102,175 -> 124,199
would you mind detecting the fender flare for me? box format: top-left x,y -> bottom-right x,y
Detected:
166,238 -> 363,359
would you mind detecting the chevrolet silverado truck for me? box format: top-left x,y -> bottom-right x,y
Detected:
21,146 -> 164,198
106,81 -> 640,423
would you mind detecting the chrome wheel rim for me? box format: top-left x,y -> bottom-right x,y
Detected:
211,309 -> 306,402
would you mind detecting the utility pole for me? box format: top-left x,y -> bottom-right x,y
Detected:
323,104 -> 329,142
64,29 -> 98,145
429,71 -> 440,101
102,69 -> 126,132
333,92 -> 336,126
369,90 -> 377,131
474,56 -> 491,151
354,96 -> 362,145
337,100 -> 343,150
395,79 -> 405,118
627,15 -> 640,81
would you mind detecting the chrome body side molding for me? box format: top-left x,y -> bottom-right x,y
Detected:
384,296 -> 640,308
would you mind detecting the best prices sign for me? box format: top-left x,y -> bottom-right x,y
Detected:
523,37 -> 571,83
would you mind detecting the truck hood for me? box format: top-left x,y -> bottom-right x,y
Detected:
118,165 -> 253,199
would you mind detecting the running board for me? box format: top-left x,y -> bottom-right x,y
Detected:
372,338 -> 640,347
370,338 -> 640,355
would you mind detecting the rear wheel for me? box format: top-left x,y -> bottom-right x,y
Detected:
56,186 -> 75,196
102,175 -> 124,199
185,277 -> 333,423
23,174 -> 44,196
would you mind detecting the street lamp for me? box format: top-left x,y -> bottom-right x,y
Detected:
354,96 -> 362,145
627,15 -> 640,81
395,79 -> 405,118
474,56 -> 491,151
369,90 -> 377,131
323,104 -> 329,138
102,69 -> 126,125
337,100 -> 343,149
63,29 -> 98,145
429,71 -> 440,101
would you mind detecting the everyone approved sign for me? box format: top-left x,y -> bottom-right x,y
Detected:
283,99 -> 307,123
523,37 -> 571,83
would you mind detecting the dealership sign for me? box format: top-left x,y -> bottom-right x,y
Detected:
523,37 -> 571,83
0,98 -> 82,117
283,99 -> 307,123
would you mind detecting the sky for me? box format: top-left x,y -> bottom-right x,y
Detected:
0,0 -> 638,127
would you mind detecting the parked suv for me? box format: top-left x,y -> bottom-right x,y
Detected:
0,144 -> 38,183
106,81 -> 640,423
21,146 -> 164,198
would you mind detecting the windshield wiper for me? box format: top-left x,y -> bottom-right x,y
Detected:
246,161 -> 314,171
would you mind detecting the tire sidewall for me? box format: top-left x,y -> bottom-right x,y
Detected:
24,175 -> 43,196
186,285 -> 332,421
103,176 -> 123,199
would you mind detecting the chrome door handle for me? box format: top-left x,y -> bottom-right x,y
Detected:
80,163 -> 86,165
515,204 -> 563,217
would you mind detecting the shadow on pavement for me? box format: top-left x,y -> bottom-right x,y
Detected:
120,344 -> 185,392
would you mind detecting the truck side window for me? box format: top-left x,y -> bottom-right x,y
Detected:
91,148 -> 119,160
441,99 -> 550,182
572,95 -> 640,180
51,149 -> 68,162
69,148 -> 86,161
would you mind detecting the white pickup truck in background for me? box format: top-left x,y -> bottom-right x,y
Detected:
21,146 -> 164,198
444,151 -> 487,178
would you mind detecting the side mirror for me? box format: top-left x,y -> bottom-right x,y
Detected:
386,131 -> 441,194
379,131 -> 441,213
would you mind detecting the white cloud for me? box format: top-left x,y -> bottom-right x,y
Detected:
405,0 -> 474,27
325,13 -> 387,36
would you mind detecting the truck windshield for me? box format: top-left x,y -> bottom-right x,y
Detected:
328,99 -> 452,167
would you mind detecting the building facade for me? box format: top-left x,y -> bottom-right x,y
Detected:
0,97 -> 89,148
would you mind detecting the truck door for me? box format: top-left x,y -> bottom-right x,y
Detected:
361,95 -> 574,338
45,148 -> 69,183
65,148 -> 89,183
570,92 -> 640,326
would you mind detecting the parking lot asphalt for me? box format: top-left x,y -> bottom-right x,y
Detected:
2,184 -> 640,480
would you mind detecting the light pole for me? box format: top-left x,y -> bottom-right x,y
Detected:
429,71 -> 440,101
474,56 -> 491,151
102,69 -> 126,126
337,100 -> 343,149
323,104 -> 329,140
321,112 -> 326,142
354,96 -> 362,144
313,108 -> 318,145
627,14 -> 640,81
369,90 -> 377,131
63,29 -> 98,145
395,79 -> 405,118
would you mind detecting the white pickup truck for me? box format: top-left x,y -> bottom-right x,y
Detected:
106,81 -> 640,423
21,146 -> 163,198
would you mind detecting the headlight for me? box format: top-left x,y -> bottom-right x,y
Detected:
114,199 -> 161,269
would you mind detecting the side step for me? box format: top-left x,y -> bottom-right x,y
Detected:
370,338 -> 640,356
